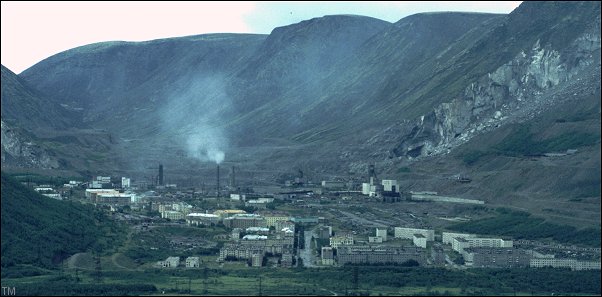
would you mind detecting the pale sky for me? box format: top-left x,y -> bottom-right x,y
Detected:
1,1 -> 521,74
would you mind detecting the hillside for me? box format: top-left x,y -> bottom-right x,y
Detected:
0,173 -> 123,270
5,2 -> 601,222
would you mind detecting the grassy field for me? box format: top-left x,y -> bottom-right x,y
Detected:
3,265 -> 601,296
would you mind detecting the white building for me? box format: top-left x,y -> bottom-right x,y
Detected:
321,246 -> 335,265
376,228 -> 388,242
251,253 -> 263,267
381,180 -> 399,193
230,193 -> 246,201
321,181 -> 346,189
451,237 -> 513,253
159,256 -> 180,268
361,183 -> 371,195
162,211 -> 184,220
186,213 -> 221,226
442,232 -> 476,244
330,234 -> 354,248
121,177 -> 131,188
395,227 -> 435,241
530,258 -> 601,270
413,234 -> 427,248
185,257 -> 200,268
368,236 -> 383,243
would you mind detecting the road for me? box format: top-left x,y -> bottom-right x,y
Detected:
300,230 -> 317,267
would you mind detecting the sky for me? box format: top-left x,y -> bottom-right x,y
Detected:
1,1 -> 521,74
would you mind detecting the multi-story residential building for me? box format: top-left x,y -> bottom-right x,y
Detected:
413,234 -> 427,248
186,213 -> 221,226
322,247 -> 335,265
530,258 -> 601,270
281,253 -> 293,267
276,220 -> 296,233
337,246 -> 426,266
252,253 -> 264,267
452,237 -> 513,253
395,227 -> 435,241
162,210 -> 184,220
463,248 -> 531,268
263,214 -> 290,228
376,228 -> 388,242
330,233 -> 354,248
223,214 -> 266,229
214,209 -> 247,219
442,232 -> 475,244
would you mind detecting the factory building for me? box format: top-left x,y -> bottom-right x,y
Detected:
185,257 -> 200,268
186,213 -> 221,226
376,228 -> 388,242
381,180 -> 400,193
369,236 -> 383,243
90,176 -> 112,189
321,181 -> 346,189
85,189 -> 119,199
337,246 -> 426,266
321,247 -> 335,265
463,248 -> 531,268
361,183 -> 371,195
395,227 -> 435,241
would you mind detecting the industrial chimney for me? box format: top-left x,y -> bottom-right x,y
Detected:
216,165 -> 220,197
159,164 -> 164,186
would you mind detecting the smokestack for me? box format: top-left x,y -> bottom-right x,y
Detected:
230,166 -> 236,189
216,165 -> 220,197
159,164 -> 164,186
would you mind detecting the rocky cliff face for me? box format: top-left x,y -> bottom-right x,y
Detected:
1,120 -> 59,169
393,13 -> 601,159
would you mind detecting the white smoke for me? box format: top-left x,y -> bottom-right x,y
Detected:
160,72 -> 231,165
186,127 -> 226,164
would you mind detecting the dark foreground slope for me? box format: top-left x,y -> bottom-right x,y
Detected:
0,173 -> 123,270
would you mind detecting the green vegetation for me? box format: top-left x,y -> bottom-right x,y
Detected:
495,125 -> 599,156
449,208 -> 601,247
460,124 -> 600,165
5,172 -> 81,188
1,174 -> 125,269
462,150 -> 488,165
397,167 -> 411,173
3,266 -> 599,296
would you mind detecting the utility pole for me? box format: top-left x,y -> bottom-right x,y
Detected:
203,267 -> 208,294
353,266 -> 359,291
258,276 -> 263,296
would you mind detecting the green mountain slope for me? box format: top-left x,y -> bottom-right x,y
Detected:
1,173 -> 122,269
